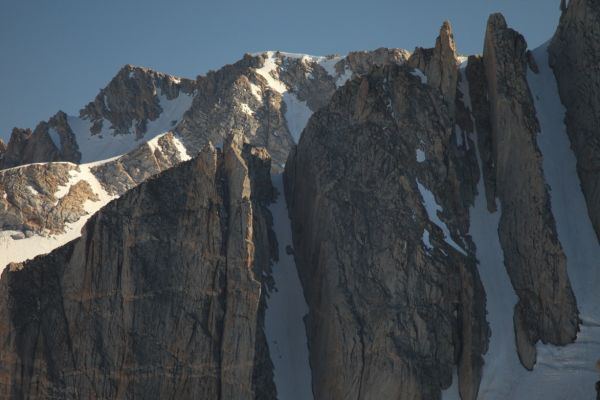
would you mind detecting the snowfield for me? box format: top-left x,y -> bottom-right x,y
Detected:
67,89 -> 194,164
445,42 -> 600,400
264,174 -> 313,400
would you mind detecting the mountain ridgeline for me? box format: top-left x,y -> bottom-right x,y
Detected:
1,1 -> 600,399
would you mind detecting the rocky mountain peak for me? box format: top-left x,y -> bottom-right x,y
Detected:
408,20 -> 460,117
80,64 -> 196,137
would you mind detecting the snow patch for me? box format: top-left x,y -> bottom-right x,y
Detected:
422,229 -> 433,250
172,135 -> 191,161
318,56 -> 344,78
282,93 -> 312,143
256,52 -> 288,93
254,52 -> 314,143
335,66 -> 353,87
240,102 -> 254,116
249,82 -> 263,101
27,186 -> 39,196
417,181 -> 467,255
416,149 -> 426,162
264,174 -> 313,400
67,89 -> 193,164
410,69 -> 428,84
144,91 -> 194,137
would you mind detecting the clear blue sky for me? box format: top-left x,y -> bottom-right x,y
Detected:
0,0 -> 560,141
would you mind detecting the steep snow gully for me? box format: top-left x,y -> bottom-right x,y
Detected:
264,174 -> 314,400
445,43 -> 600,400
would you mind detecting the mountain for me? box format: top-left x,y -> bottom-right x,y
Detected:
0,136 -> 277,399
0,49 -> 407,171
0,48 -> 405,268
1,1 -> 600,399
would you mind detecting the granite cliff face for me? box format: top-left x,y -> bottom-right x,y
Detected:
0,137 -> 277,399
2,3 -> 600,399
482,13 -> 578,369
549,0 -> 600,240
285,24 -> 488,400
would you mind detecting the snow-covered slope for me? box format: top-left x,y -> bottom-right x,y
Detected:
445,41 -> 600,400
264,174 -> 313,400
0,131 -> 190,269
68,90 -> 194,163
0,160 -> 115,268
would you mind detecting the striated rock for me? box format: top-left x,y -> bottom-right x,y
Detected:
0,138 -> 276,399
483,13 -> 578,368
408,21 -> 460,118
285,63 -> 488,400
548,0 -> 600,241
465,56 -> 497,212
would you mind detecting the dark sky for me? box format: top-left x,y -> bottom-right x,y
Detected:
0,0 -> 561,141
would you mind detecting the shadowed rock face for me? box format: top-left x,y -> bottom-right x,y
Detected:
482,13 -> 578,369
408,21 -> 460,119
0,138 -> 277,400
285,61 -> 488,400
465,56 -> 497,212
549,0 -> 600,241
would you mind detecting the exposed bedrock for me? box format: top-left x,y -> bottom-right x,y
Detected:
549,0 -> 600,242
482,13 -> 578,369
285,61 -> 488,400
0,136 -> 277,400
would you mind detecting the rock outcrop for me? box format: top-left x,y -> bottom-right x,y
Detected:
0,131 -> 191,248
285,62 -> 488,400
81,64 -> 196,137
0,163 -> 99,235
482,13 -> 578,369
91,132 -> 188,196
408,21 -> 460,118
0,137 -> 277,400
548,0 -> 600,241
